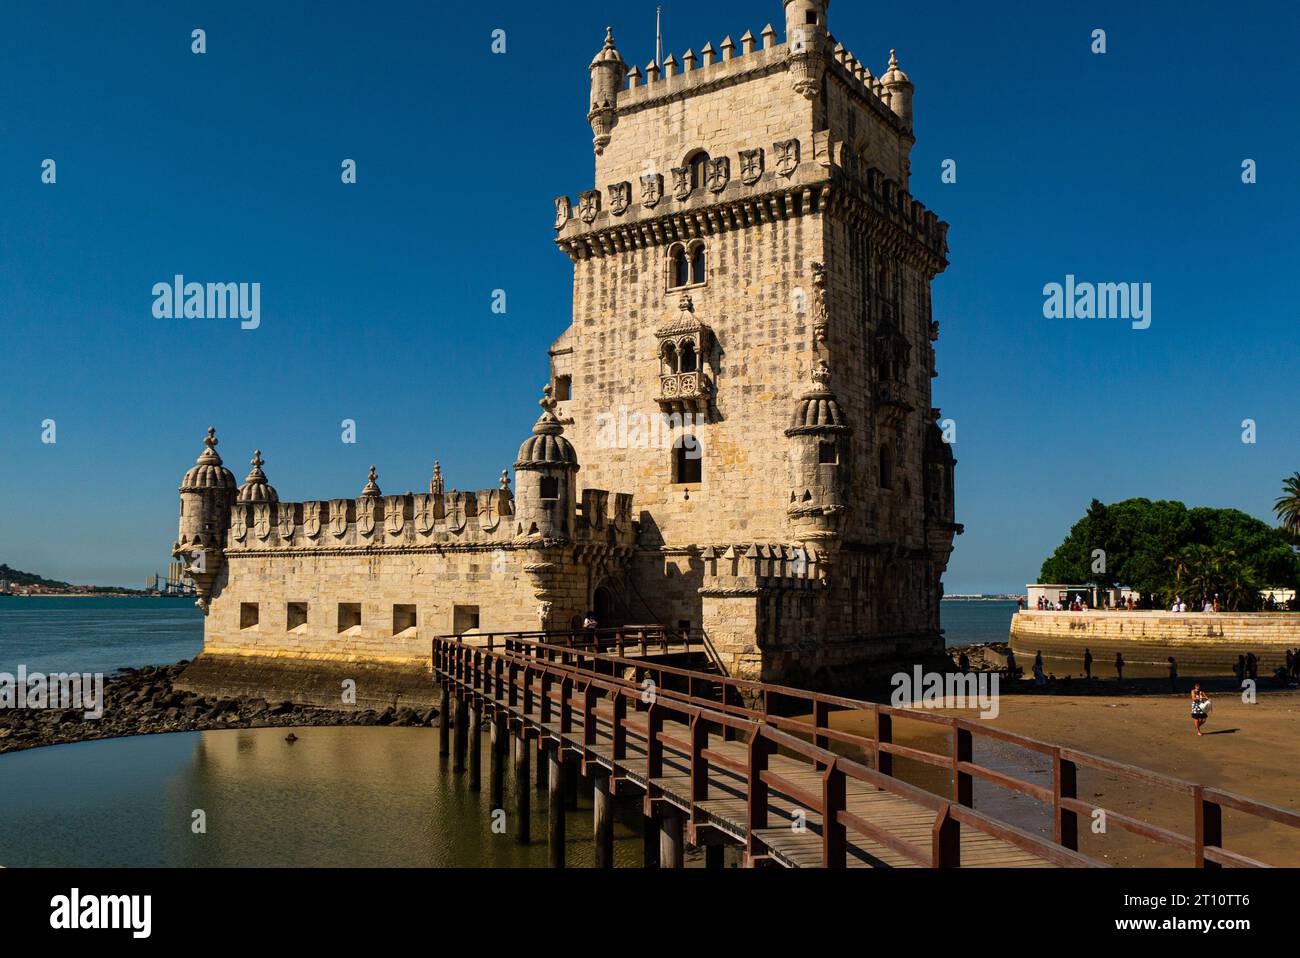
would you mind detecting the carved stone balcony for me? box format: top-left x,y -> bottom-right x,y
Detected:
657,371 -> 712,417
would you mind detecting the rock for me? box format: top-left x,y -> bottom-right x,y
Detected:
269,701 -> 294,715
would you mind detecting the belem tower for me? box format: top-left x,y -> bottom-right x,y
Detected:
172,0 -> 961,709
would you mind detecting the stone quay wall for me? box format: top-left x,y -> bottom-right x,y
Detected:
1010,611 -> 1300,674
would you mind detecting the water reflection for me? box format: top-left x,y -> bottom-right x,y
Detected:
0,727 -> 654,868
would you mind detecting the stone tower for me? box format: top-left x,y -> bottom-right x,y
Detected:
173,428 -> 237,611
550,2 -> 961,688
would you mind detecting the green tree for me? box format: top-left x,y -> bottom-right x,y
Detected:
1040,499 -> 1299,609
1276,472 -> 1300,540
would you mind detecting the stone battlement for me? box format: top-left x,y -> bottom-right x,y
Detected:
555,144 -> 947,266
224,487 -> 634,553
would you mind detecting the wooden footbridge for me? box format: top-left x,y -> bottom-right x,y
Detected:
433,633 -> 1300,868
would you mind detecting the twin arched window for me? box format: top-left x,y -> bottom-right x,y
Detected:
669,242 -> 707,290
661,340 -> 697,375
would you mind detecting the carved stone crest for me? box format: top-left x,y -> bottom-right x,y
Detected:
304,502 -> 323,539
414,494 -> 438,535
253,503 -> 272,541
231,505 -> 247,542
277,503 -> 295,540
706,157 -> 730,193
740,149 -> 764,186
384,496 -> 406,536
554,196 -> 572,230
477,491 -> 500,532
329,499 -> 348,538
774,138 -> 801,177
640,173 -> 663,208
357,500 -> 377,537
671,167 -> 690,200
445,494 -> 467,533
608,181 -> 632,216
578,190 -> 601,224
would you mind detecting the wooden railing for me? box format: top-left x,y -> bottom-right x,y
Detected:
435,634 -> 1300,868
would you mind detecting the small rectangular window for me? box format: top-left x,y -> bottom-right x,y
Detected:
807,11 -> 818,24
393,604 -> 417,634
240,603 -> 259,630
818,441 -> 838,465
287,602 -> 308,630
554,375 -> 572,401
453,605 -> 480,635
338,603 -> 362,632
540,476 -> 560,499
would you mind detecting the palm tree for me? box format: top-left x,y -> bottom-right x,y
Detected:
1276,472 -> 1300,539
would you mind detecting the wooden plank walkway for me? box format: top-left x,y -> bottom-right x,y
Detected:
471,669 -> 1061,868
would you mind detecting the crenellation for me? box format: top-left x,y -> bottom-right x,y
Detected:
175,0 -> 960,704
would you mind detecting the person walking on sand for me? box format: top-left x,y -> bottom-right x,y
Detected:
1167,656 -> 1178,693
1084,647 -> 1093,680
958,650 -> 970,675
1191,683 -> 1211,736
1246,651 -> 1258,681
1006,649 -> 1019,681
1115,651 -> 1125,684
1033,650 -> 1046,687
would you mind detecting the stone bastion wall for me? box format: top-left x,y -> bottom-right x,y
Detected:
1010,611 -> 1300,674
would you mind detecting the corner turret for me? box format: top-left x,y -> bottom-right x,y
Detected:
174,427 -> 237,612
881,49 -> 914,126
514,385 -> 579,539
784,0 -> 829,98
785,360 -> 852,540
588,27 -> 628,155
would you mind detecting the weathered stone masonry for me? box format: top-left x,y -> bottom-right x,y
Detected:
172,1 -> 961,704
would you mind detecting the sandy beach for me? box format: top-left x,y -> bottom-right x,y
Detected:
820,685 -> 1300,866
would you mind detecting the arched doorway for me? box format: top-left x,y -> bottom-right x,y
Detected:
592,581 -> 625,629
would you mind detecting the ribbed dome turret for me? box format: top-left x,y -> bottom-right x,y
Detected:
515,385 -> 579,470
786,361 -> 852,435
590,26 -> 625,67
359,465 -> 382,498
237,450 -> 279,503
881,49 -> 910,86
181,428 -> 238,492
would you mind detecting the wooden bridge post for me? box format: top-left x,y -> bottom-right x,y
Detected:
514,729 -> 531,845
490,709 -> 507,809
875,709 -> 893,777
659,815 -> 685,868
1194,786 -> 1223,868
642,812 -> 661,868
1053,749 -> 1078,850
953,725 -> 973,807
593,772 -> 614,868
438,682 -> 450,758
746,729 -> 775,858
453,693 -> 469,773
564,754 -> 579,811
535,737 -> 547,791
932,804 -> 961,867
547,743 -> 566,868
822,760 -> 847,868
468,697 -> 483,791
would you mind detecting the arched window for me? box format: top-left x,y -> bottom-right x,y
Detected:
673,434 -> 703,485
670,245 -> 691,289
691,244 -> 706,284
661,341 -> 679,374
679,341 -> 697,373
688,151 -> 711,191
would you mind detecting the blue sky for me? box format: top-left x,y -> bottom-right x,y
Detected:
0,0 -> 1295,592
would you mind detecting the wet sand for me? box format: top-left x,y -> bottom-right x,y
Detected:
810,687 -> 1300,866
